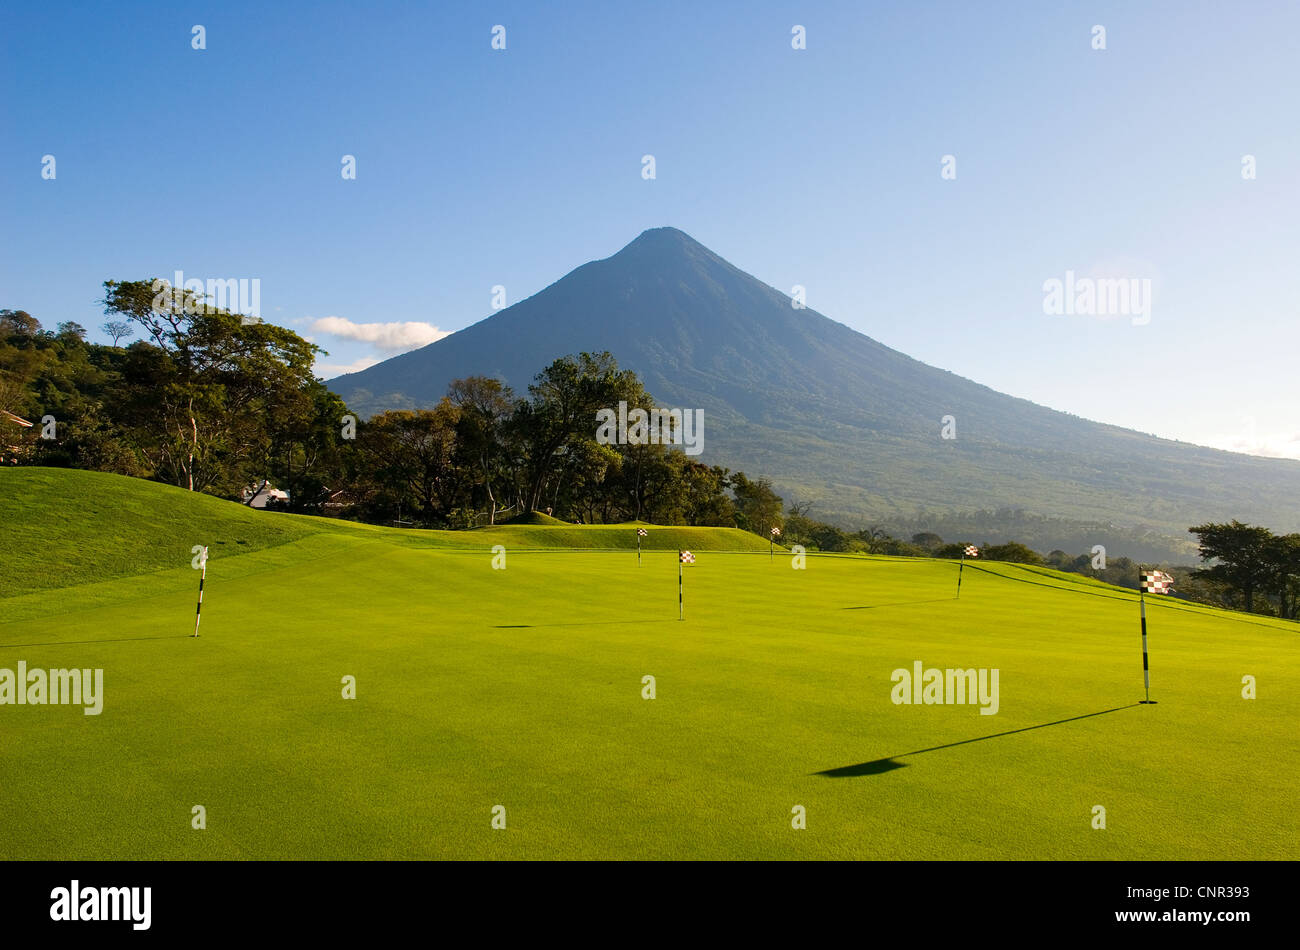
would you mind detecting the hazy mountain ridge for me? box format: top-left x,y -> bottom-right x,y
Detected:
329,228 -> 1300,560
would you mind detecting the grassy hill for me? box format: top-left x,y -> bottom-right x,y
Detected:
0,468 -> 321,596
1,468 -> 1295,859
0,469 -> 770,596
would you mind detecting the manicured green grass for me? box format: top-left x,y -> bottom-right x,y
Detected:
1,469 -> 1296,859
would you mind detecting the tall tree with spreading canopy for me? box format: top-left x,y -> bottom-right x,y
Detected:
447,376 -> 517,524
101,278 -> 323,493
1189,521 -> 1277,613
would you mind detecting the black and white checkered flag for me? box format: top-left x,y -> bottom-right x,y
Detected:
637,528 -> 647,537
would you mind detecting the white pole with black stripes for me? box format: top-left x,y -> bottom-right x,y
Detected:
192,546 -> 208,638
637,527 -> 646,566
1137,569 -> 1172,704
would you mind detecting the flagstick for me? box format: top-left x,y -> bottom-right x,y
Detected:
769,536 -> 774,562
637,532 -> 641,567
1138,590 -> 1156,704
956,551 -> 965,599
678,556 -> 684,621
192,548 -> 207,638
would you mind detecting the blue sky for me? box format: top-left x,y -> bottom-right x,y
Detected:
3,1 -> 1297,457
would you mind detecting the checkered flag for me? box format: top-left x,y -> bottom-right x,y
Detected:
679,550 -> 695,564
1140,570 -> 1174,594
771,526 -> 781,536
964,545 -> 979,557
637,528 -> 647,536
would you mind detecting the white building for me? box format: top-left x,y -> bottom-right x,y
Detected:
242,481 -> 290,508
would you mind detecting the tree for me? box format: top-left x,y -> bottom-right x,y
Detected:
255,380 -> 352,513
731,472 -> 783,537
983,541 -> 1044,565
56,322 -> 87,341
517,352 -> 643,515
448,376 -> 516,524
102,321 -> 134,347
102,278 -> 324,493
1266,533 -> 1300,620
911,532 -> 944,552
0,310 -> 40,336
1189,521 -> 1277,614
358,405 -> 464,525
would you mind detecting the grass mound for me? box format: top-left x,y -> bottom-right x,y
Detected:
0,468 -> 319,596
0,469 -> 773,597
499,510 -> 571,526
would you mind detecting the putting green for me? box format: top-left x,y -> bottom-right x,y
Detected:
1,469 -> 1296,859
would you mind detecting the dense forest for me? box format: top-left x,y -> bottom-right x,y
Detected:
2,288 -> 1297,621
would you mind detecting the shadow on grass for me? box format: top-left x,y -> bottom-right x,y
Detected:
841,598 -> 954,611
0,634 -> 194,649
493,619 -> 676,629
815,704 -> 1140,777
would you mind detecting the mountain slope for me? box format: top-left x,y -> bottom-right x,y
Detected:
329,228 -> 1300,558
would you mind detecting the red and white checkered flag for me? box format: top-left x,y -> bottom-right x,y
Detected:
679,550 -> 695,564
964,545 -> 979,557
771,526 -> 781,536
1140,570 -> 1174,594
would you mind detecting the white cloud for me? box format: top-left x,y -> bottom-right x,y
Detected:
1209,433 -> 1300,461
314,356 -> 381,379
308,316 -> 450,351
1205,416 -> 1300,460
